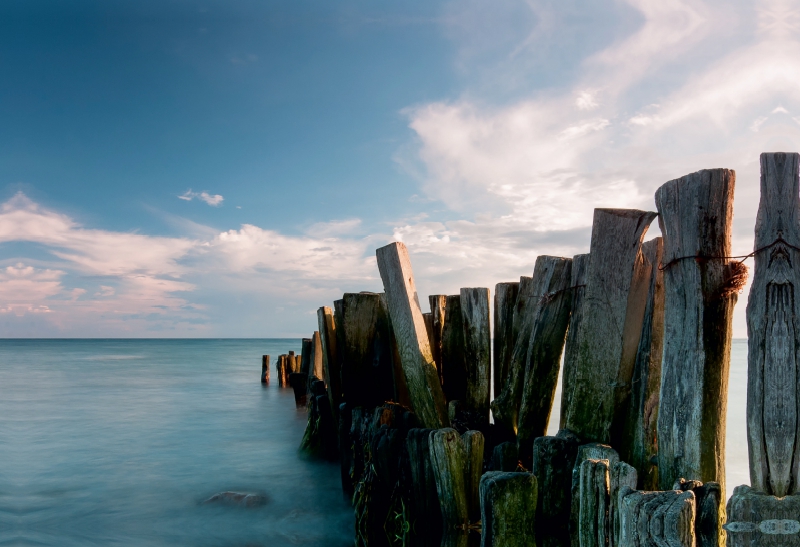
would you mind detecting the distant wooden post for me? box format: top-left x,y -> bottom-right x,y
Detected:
618,487 -> 696,547
288,351 -> 299,373
655,169 -> 736,499
533,432 -> 580,547
560,253 -> 589,428
317,306 -> 341,426
619,238 -> 664,491
376,242 -> 448,428
561,209 -> 657,445
310,332 -> 323,380
493,282 -> 519,398
579,459 -> 610,547
261,355 -> 270,384
300,338 -> 312,375
461,288 -> 491,423
429,295 -> 447,384
442,294 -> 467,403
480,471 -> 538,547
747,152 -> 800,498
429,428 -> 468,529
277,355 -> 289,388
492,256 -> 572,450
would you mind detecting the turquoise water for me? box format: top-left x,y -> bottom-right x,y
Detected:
0,339 -> 353,546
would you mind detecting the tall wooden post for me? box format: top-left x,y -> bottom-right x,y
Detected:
747,152 -> 800,498
560,253 -> 589,428
655,169 -> 736,501
317,306 -> 341,426
561,208 -> 657,445
376,242 -> 448,429
460,288 -> 491,423
493,282 -> 519,398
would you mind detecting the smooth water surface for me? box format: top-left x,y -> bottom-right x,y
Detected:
0,339 -> 353,547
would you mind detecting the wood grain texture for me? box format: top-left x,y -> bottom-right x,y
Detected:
317,306 -> 341,426
618,487 -> 696,547
655,168 -> 736,500
674,478 -> 722,547
442,294 -> 468,403
492,257 -> 572,439
429,295 -> 447,385
493,282 -> 520,398
560,253 -> 589,429
579,458 -> 610,547
725,484 -> 800,547
609,462 -> 638,547
460,288 -> 491,423
747,153 -> 800,498
479,471 -> 538,547
620,237 -> 665,491
570,443 -> 619,547
562,208 -> 657,445
429,428 -> 469,529
533,433 -> 580,547
462,430 -> 485,523
376,242 -> 448,428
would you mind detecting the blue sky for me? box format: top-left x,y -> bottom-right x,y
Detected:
2,0 -> 798,337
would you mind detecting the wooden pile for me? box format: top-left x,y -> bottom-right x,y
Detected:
265,155 -> 800,546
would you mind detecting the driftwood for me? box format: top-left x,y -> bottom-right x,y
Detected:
460,288 -> 491,423
747,152 -> 800,498
491,442 -> 519,472
562,209 -> 657,446
619,237 -> 664,491
560,253 -> 589,428
579,459 -> 610,547
462,430 -> 484,523
429,295 -> 447,383
406,428 -> 442,537
492,256 -> 572,443
570,443 -> 619,547
609,462 -> 638,547
618,487 -> 696,547
533,432 -> 580,547
261,354 -> 270,384
317,306 -> 341,426
479,471 -> 538,547
442,294 -> 467,403
429,428 -> 468,529
655,168 -> 736,498
725,484 -> 800,547
493,282 -> 519,398
376,242 -> 448,428
674,478 -> 722,547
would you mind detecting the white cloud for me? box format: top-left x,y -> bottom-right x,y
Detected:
179,190 -> 224,207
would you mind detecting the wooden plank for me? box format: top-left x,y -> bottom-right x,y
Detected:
578,458 -> 610,547
480,471 -> 538,547
619,237 -> 664,491
442,294 -> 468,403
655,168 -> 736,499
317,306 -> 341,426
560,253 -> 589,429
725,484 -> 800,547
674,478 -> 722,547
492,256 -> 572,449
429,295 -> 447,384
429,428 -> 468,528
493,282 -> 520,398
460,288 -> 491,423
618,487 -> 696,547
533,432 -> 580,547
462,430 -> 484,523
570,443 -> 619,547
261,354 -> 270,384
562,208 -> 657,445
609,462 -> 637,547
376,242 -> 448,428
747,153 -> 800,498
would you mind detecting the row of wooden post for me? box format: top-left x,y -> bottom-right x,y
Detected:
267,153 -> 800,546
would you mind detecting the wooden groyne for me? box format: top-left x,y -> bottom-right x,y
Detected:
264,153 -> 800,546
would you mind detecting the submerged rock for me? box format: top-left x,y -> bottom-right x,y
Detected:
202,491 -> 268,507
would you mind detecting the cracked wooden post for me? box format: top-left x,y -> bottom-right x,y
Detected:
429,428 -> 468,530
562,209 -> 657,446
317,306 -> 341,427
674,478 -> 722,547
560,253 -> 589,428
480,471 -> 538,547
609,462 -> 638,547
261,355 -> 270,384
533,432 -> 580,547
493,282 -> 519,398
570,443 -> 619,547
376,242 -> 448,429
442,294 -> 467,404
656,169 -> 737,504
747,152 -> 800,498
579,458 -> 610,547
618,487 -> 696,547
462,430 -> 484,523
619,237 -> 664,491
492,257 -> 571,444
461,288 -> 491,424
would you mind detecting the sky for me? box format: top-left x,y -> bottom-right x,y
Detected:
2,0 -> 799,337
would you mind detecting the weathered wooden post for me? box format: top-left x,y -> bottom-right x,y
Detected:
579,459 -> 610,547
376,242 -> 448,428
561,208 -> 657,446
569,443 -> 619,547
261,354 -> 270,384
674,478 -> 722,547
618,487 -> 696,547
429,428 -> 468,529
462,430 -> 484,523
609,462 -> 637,547
429,295 -> 447,383
310,332 -> 323,380
288,351 -> 299,373
619,237 -> 664,491
493,281 -> 519,398
317,306 -> 341,426
725,485 -> 800,547
655,169 -> 737,500
533,432 -> 580,547
480,471 -> 538,547
560,253 -> 588,428
747,152 -> 800,499
460,288 -> 491,424
406,428 -> 442,538
441,294 -> 467,403
277,354 -> 289,388
300,338 -> 312,374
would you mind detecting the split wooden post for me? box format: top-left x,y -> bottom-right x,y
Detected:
442,294 -> 467,403
619,237 -> 665,491
479,471 -> 538,547
579,458 -> 610,547
609,462 -> 638,547
655,169 -> 737,499
317,306 -> 341,426
674,478 -> 722,547
429,295 -> 447,383
460,288 -> 491,423
261,355 -> 270,384
533,432 -> 580,547
376,242 -> 448,428
747,152 -> 800,498
570,443 -> 619,547
429,428 -> 468,529
561,208 -> 657,445
493,282 -> 519,398
462,430 -> 485,523
560,253 -> 589,428
725,485 -> 800,547
618,487 -> 696,547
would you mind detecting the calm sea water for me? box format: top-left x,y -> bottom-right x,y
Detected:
0,339 -> 353,547
0,338 -> 750,546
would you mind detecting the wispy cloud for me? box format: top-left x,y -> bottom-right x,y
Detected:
179,190 -> 224,207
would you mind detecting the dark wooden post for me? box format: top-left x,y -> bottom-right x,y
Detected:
480,471 -> 538,547
429,295 -> 447,384
673,478 -> 722,547
561,209 -> 657,446
261,355 -> 270,384
533,432 -> 580,547
747,152 -> 800,498
655,169 -> 736,500
560,253 -> 588,428
461,288 -> 491,424
406,428 -> 442,537
376,242 -> 448,428
618,487 -> 696,546
317,306 -> 341,426
493,281 -> 519,398
442,294 -> 467,403
300,338 -> 312,375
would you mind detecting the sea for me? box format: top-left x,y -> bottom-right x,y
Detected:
0,338 -> 750,546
